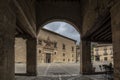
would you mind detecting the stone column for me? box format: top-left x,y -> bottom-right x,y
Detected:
111,2 -> 120,80
80,40 -> 93,74
0,1 -> 16,80
26,38 -> 37,76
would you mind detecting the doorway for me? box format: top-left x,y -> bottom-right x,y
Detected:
46,53 -> 51,63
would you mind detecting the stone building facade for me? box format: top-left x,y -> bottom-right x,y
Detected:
15,38 -> 26,63
37,28 -> 77,63
15,29 -> 77,64
93,44 -> 113,63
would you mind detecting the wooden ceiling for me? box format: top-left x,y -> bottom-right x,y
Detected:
82,9 -> 112,43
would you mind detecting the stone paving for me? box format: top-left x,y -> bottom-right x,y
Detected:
15,63 -> 108,80
15,75 -> 107,80
15,76 -> 91,80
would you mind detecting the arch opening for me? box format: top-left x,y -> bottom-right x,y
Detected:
37,21 -> 81,76
37,19 -> 82,35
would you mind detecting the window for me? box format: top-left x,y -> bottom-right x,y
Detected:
95,55 -> 100,61
68,59 -> 70,62
63,59 -> 65,61
110,48 -> 113,55
103,48 -> 108,55
38,40 -> 42,45
54,42 -> 57,48
54,52 -> 56,55
72,46 -> 74,51
72,54 -> 74,57
104,57 -> 108,61
95,48 -> 99,55
63,53 -> 65,56
111,56 -> 113,59
39,50 -> 41,53
62,44 -> 65,50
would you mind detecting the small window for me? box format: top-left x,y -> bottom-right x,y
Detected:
95,48 -> 99,51
95,48 -> 99,55
72,54 -> 74,57
72,46 -> 74,51
103,48 -> 108,55
104,57 -> 108,61
55,52 -> 56,55
110,48 -> 113,55
38,40 -> 42,45
111,56 -> 113,59
39,50 -> 41,53
54,42 -> 57,48
63,53 -> 65,56
62,44 -> 66,50
68,59 -> 70,62
95,55 -> 100,61
63,59 -> 65,61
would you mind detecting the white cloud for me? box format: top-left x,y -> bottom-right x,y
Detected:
43,21 -> 80,44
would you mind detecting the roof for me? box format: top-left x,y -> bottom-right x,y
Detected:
41,28 -> 77,42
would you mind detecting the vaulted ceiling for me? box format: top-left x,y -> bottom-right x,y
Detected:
36,0 -> 82,33
14,0 -> 112,43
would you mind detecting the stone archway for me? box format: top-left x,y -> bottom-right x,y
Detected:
37,18 -> 82,35
37,20 -> 82,76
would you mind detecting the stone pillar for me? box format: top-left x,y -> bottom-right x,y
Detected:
26,38 -> 37,76
80,40 -> 92,74
111,2 -> 120,80
0,1 -> 16,80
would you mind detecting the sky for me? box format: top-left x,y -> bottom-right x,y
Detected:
43,21 -> 80,44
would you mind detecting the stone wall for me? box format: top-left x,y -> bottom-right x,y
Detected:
111,1 -> 120,80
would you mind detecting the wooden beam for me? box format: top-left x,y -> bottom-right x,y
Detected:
82,9 -> 110,39
98,31 -> 112,40
13,0 -> 36,38
94,26 -> 111,39
16,24 -> 24,34
15,33 -> 31,39
91,20 -> 111,38
81,37 -> 112,43
103,34 -> 112,40
90,39 -> 112,43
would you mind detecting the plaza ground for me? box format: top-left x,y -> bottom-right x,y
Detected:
15,63 -> 109,80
